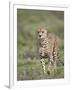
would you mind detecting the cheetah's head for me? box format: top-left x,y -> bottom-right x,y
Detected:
37,28 -> 48,40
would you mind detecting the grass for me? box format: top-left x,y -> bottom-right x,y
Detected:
17,57 -> 64,80
17,9 -> 64,80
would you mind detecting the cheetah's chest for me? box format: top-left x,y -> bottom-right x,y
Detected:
39,39 -> 52,58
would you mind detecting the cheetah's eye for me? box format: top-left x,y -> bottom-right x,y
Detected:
42,31 -> 44,33
38,31 -> 39,33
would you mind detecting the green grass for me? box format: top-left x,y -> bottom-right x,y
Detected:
17,57 -> 64,80
17,9 -> 64,80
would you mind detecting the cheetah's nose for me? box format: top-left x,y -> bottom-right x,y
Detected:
39,35 -> 41,37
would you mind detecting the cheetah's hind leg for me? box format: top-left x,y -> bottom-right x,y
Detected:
53,49 -> 58,74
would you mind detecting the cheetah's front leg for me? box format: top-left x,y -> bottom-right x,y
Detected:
40,59 -> 46,74
49,54 -> 53,65
39,48 -> 46,74
47,54 -> 53,74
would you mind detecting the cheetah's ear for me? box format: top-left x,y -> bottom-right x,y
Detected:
45,27 -> 49,35
47,31 -> 49,36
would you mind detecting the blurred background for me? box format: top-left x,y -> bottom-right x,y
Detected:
17,9 -> 64,80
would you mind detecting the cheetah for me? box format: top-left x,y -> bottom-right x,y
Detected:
37,28 -> 59,74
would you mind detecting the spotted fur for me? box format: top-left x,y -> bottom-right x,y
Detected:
37,28 -> 59,73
